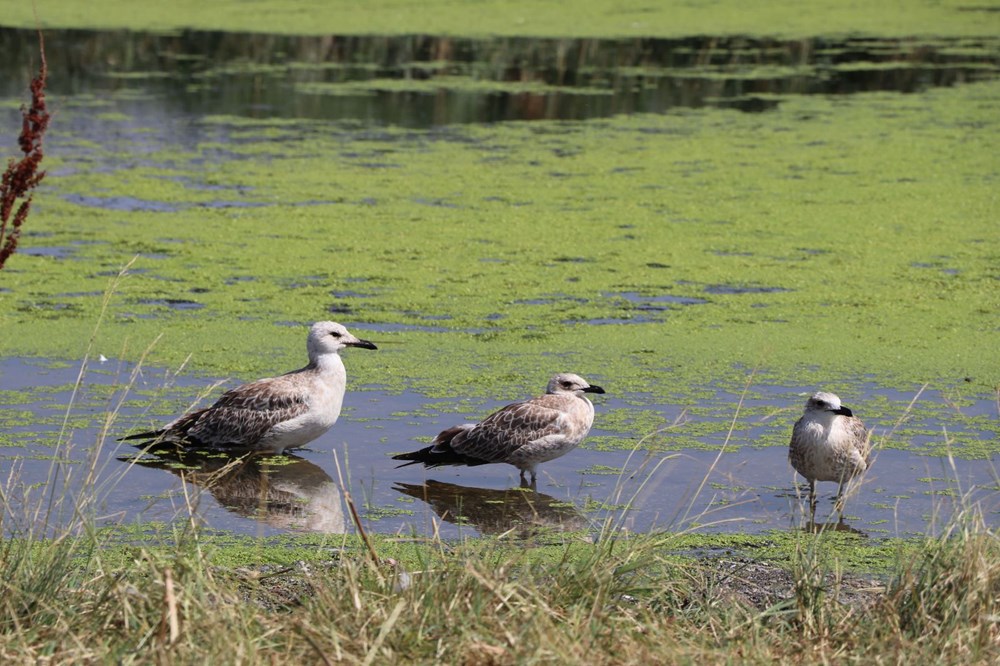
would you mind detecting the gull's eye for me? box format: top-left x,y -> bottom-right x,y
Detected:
562,381 -> 572,389
330,331 -> 342,338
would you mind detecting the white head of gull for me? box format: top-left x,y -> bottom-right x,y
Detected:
121,321 -> 377,453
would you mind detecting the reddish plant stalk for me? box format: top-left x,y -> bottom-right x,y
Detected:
0,32 -> 49,271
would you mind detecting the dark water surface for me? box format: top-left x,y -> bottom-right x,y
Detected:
2,27 -> 998,126
2,357 -> 997,540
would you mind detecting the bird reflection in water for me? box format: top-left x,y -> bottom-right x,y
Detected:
777,485 -> 868,537
393,479 -> 586,536
121,446 -> 345,533
802,518 -> 867,537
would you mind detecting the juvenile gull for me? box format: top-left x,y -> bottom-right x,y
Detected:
788,391 -> 871,522
120,321 -> 376,453
392,373 -> 605,486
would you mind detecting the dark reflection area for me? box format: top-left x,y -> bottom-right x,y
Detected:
394,479 -> 587,536
119,446 -> 345,533
1,27 -> 997,126
803,520 -> 868,536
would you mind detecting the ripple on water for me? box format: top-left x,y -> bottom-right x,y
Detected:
64,194 -> 182,213
19,246 -> 77,258
135,298 -> 204,310
703,284 -> 792,295
604,291 -> 709,307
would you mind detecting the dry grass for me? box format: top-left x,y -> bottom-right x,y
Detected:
0,505 -> 997,664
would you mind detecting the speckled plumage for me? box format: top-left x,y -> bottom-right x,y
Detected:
120,321 -> 376,453
788,391 -> 871,521
393,373 -> 605,485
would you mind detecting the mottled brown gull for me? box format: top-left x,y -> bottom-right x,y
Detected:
788,391 -> 871,522
120,321 -> 376,453
392,373 -> 605,486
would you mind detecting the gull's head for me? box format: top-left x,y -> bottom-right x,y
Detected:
803,391 -> 854,417
307,321 -> 378,357
546,373 -> 605,397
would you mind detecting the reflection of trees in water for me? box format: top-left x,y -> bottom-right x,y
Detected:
394,479 -> 586,536
122,448 -> 345,533
1,28 -> 995,125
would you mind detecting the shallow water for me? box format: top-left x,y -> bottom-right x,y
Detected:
2,357 -> 996,540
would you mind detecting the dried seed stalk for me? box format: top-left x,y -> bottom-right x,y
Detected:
0,31 -> 49,270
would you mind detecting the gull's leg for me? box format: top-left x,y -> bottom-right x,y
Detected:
521,469 -> 537,490
835,479 -> 847,522
808,479 -> 817,524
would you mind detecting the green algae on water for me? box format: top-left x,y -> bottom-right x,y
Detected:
2,81 -> 997,405
5,1 -> 1000,39
82,520 -> 910,576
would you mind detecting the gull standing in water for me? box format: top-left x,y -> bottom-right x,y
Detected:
392,373 -> 605,486
120,321 -> 377,453
788,391 -> 871,522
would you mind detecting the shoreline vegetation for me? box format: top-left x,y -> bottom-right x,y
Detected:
3,0 -> 1000,39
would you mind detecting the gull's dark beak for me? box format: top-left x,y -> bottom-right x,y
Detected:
583,384 -> 606,395
348,338 -> 378,350
834,405 -> 854,417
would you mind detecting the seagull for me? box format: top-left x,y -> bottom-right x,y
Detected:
392,373 -> 605,486
788,391 -> 871,522
120,321 -> 377,453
